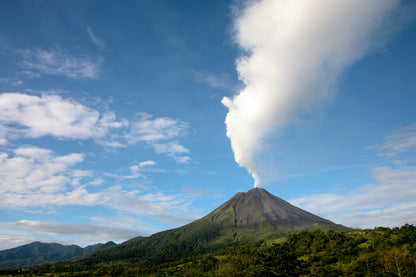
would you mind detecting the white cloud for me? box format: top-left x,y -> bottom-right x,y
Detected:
19,48 -> 103,79
191,70 -> 230,89
0,146 -> 103,208
89,215 -> 156,233
372,122 -> 416,157
0,220 -> 143,249
124,113 -> 191,163
126,113 -> 189,143
223,0 -> 404,187
0,92 -> 125,140
0,92 -> 191,162
139,160 -> 157,167
122,160 -> 157,179
87,27 -> 106,48
126,166 -> 141,179
87,178 -> 105,186
152,141 -> 189,155
0,77 -> 22,86
173,156 -> 191,164
290,166 -> 416,228
152,142 -> 190,164
0,145 -> 196,228
0,234 -> 37,251
100,187 -> 197,225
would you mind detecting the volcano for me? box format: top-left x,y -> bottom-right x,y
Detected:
213,187 -> 343,230
72,188 -> 348,266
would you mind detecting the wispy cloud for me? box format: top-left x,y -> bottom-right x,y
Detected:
371,122 -> 416,157
152,141 -> 190,163
191,70 -> 231,89
290,121 -> 416,228
0,77 -> 22,86
0,220 -> 143,247
100,187 -> 196,225
123,160 -> 157,179
126,113 -> 189,143
3,220 -> 143,239
290,166 -> 416,228
124,113 -> 191,163
19,48 -> 103,79
87,27 -> 106,48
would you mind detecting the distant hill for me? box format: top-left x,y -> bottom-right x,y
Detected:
0,241 -> 116,269
68,188 -> 348,267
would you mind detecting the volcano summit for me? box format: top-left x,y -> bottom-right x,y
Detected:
214,187 -> 345,230
69,188 -> 348,266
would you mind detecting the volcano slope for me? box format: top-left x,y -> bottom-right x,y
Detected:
68,188 -> 348,266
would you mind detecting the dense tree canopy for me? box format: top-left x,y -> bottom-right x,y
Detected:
2,224 -> 415,276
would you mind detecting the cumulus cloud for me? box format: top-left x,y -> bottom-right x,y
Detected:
0,92 -> 191,162
0,146 -> 103,208
0,147 -> 83,194
223,0 -> 403,187
0,145 -> 196,230
19,48 -> 103,79
0,92 -> 125,140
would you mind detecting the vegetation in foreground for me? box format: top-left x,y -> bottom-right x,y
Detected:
1,224 -> 415,276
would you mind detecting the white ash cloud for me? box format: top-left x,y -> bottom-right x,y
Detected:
223,0 -> 403,187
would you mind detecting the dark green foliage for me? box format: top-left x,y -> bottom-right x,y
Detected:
44,188 -> 346,270
4,224 -> 415,276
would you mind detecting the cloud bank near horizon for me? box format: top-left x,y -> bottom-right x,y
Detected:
223,0 -> 403,187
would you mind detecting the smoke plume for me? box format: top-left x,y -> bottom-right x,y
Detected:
222,0 -> 401,187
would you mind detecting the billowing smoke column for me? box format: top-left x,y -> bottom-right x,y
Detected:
222,0 -> 401,188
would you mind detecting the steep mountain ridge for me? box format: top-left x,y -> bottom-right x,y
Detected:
233,188 -> 340,229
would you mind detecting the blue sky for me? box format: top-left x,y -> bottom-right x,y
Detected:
0,0 -> 415,250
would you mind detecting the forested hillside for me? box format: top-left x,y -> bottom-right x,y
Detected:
0,241 -> 116,269
4,224 -> 415,276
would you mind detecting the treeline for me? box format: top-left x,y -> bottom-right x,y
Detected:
2,224 -> 416,276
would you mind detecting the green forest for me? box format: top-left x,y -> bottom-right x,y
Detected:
1,224 -> 415,276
